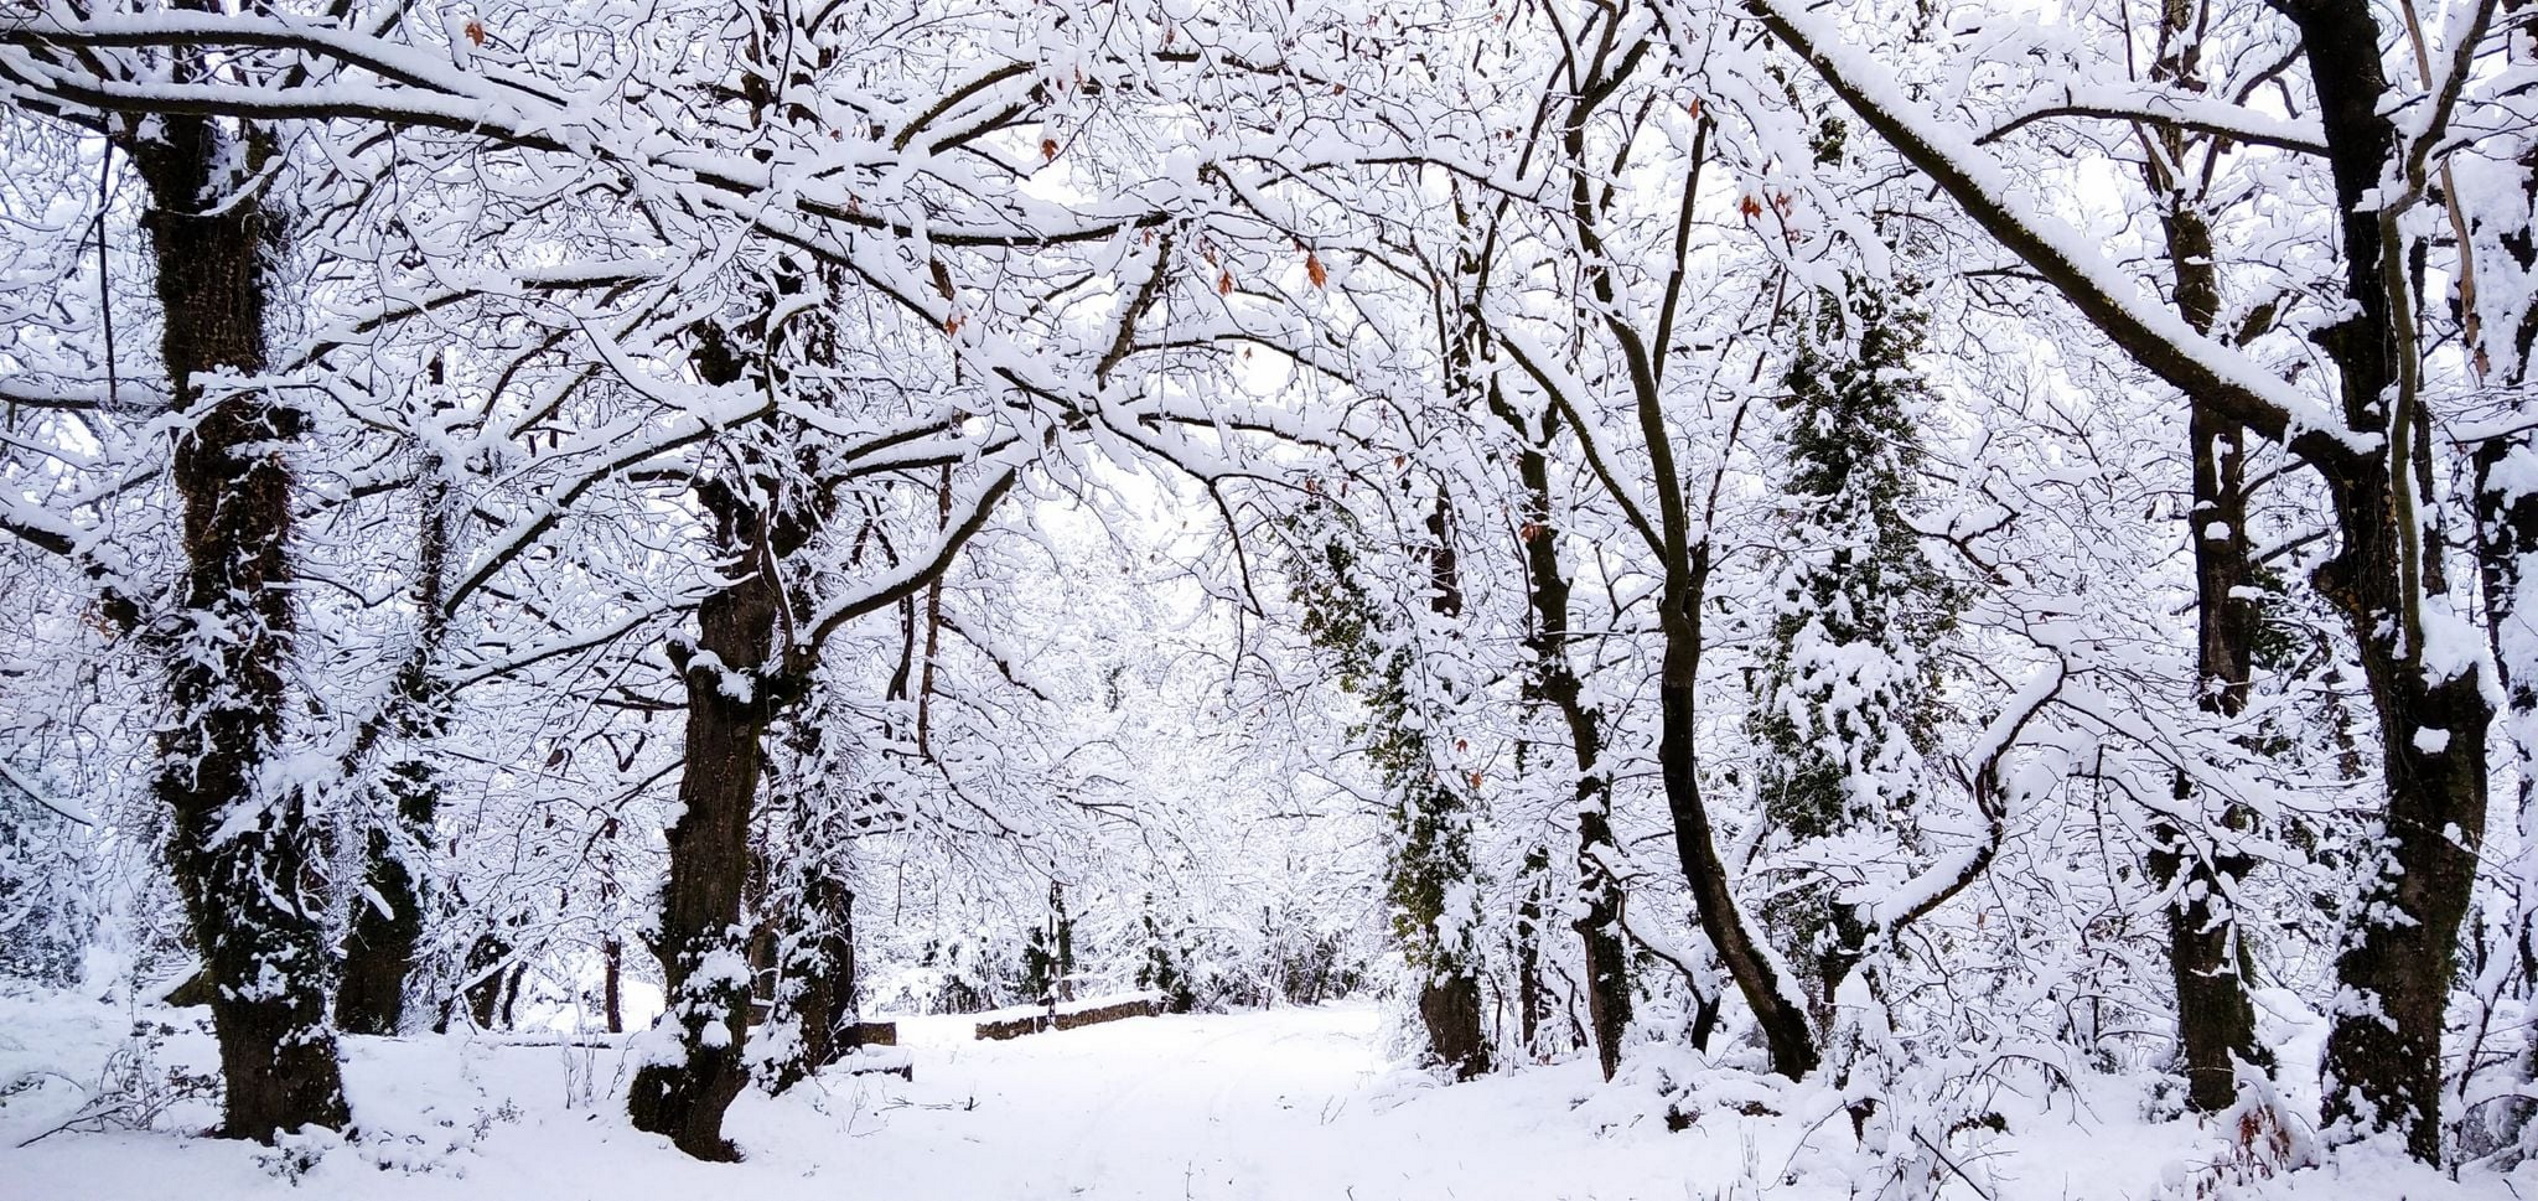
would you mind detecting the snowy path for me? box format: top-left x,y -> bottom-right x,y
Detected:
0,996 -> 2493,1200
1,1001 -> 1691,1201
854,1004 -> 1391,1198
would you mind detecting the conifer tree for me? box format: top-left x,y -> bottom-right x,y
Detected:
1751,280 -> 1957,1030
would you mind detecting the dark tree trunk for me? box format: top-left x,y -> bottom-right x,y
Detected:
337,416 -> 456,1037
2135,46 -> 2274,1108
1419,973 -> 1488,1078
754,714 -> 864,1093
1515,847 -> 1547,1055
1410,497 -> 1490,1080
2282,0 -> 2495,1159
1498,400 -> 1633,1081
2149,394 -> 2272,1112
627,472 -> 785,1161
785,881 -> 858,1077
334,774 -> 430,1034
624,287 -> 1000,1149
128,72 -> 349,1141
603,937 -> 627,1034
1658,565 -> 1820,1081
461,929 -> 515,1031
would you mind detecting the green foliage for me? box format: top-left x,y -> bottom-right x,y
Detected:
1751,277 -> 1961,1008
1755,279 -> 1958,836
1019,881 -> 1076,1002
1134,896 -> 1199,1013
1283,498 -> 1480,985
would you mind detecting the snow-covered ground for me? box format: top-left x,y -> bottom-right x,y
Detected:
0,991 -> 2516,1200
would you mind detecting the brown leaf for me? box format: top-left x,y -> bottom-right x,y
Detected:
944,314 -> 965,335
465,18 -> 486,45
1042,138 -> 1060,163
1738,195 -> 1763,220
1217,269 -> 1234,295
1305,251 -> 1327,288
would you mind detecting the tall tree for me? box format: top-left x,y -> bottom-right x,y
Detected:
1750,279 -> 1954,1033
128,8 -> 350,1139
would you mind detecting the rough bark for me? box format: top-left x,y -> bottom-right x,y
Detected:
333,769 -> 431,1034
627,465 -> 786,1161
129,54 -> 349,1140
784,880 -> 858,1080
2278,0 -> 2494,1158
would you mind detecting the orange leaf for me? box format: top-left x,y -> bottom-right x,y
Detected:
1738,195 -> 1763,220
464,18 -> 486,45
944,314 -> 965,335
1305,252 -> 1327,289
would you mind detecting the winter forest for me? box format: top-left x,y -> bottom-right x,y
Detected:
0,0 -> 2532,1197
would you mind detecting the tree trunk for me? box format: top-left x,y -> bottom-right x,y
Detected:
1499,402 -> 1633,1081
129,79 -> 349,1141
460,928 -> 514,1031
334,772 -> 430,1035
786,881 -> 858,1077
627,473 -> 784,1161
603,937 -> 627,1034
1414,496 -> 1489,1080
337,417 -> 456,1037
1515,846 -> 1547,1056
2136,52 -> 2273,1107
2284,0 -> 2494,1159
1658,565 -> 1820,1081
2150,395 -> 2271,1112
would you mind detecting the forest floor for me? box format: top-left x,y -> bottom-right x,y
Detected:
0,991 -> 2521,1200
